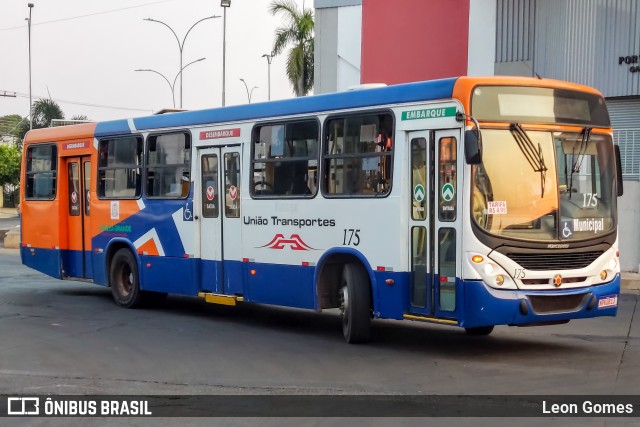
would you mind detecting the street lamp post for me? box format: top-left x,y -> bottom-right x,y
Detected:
220,0 -> 231,106
136,57 -> 206,109
144,16 -> 218,108
239,79 -> 257,104
261,53 -> 273,101
27,3 -> 34,130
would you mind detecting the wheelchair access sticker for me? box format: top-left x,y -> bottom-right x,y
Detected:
183,202 -> 193,221
598,294 -> 618,309
560,219 -> 574,239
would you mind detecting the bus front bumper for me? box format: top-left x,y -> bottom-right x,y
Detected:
460,275 -> 620,328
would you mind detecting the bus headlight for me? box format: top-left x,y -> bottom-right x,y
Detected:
469,255 -> 516,289
608,257 -> 618,271
483,263 -> 495,275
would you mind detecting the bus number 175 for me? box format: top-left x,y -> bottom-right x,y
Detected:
342,229 -> 361,246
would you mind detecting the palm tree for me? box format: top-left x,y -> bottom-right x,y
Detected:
17,98 -> 65,145
269,0 -> 314,97
31,98 -> 65,128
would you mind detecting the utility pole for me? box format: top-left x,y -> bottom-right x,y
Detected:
27,3 -> 34,130
261,53 -> 273,101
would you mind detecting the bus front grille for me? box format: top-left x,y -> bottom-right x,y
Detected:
506,251 -> 604,271
528,294 -> 588,314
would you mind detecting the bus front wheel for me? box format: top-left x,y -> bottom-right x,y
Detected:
109,249 -> 142,308
339,263 -> 371,343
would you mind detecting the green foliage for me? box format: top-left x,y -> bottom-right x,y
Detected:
270,0 -> 314,96
17,98 -> 66,145
0,144 -> 21,187
0,115 -> 25,138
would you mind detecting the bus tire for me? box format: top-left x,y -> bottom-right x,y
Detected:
109,248 -> 142,308
340,263 -> 371,343
464,326 -> 494,336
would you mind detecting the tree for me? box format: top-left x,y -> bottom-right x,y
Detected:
0,144 -> 21,188
0,114 -> 24,138
270,0 -> 314,97
17,98 -> 65,144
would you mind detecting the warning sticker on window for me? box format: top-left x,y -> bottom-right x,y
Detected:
487,201 -> 507,215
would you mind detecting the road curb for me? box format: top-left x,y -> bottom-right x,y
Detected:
3,228 -> 20,249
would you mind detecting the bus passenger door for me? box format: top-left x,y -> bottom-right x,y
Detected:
65,156 -> 91,278
198,146 -> 243,295
408,129 -> 461,319
433,129 -> 461,319
408,132 -> 433,315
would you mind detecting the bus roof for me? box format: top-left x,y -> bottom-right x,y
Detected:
93,77 -> 458,138
24,122 -> 97,144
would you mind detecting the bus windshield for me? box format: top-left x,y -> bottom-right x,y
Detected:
472,129 -> 616,242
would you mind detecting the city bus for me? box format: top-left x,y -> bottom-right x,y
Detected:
20,76 -> 623,343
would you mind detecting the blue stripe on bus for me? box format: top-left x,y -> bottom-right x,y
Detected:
21,246 -> 62,279
95,78 -> 458,137
22,244 -> 619,328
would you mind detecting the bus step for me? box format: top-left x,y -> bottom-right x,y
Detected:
403,314 -> 458,326
198,292 -> 244,306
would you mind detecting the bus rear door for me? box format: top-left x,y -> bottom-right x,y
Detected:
64,156 -> 92,279
198,146 -> 244,295
408,129 -> 461,321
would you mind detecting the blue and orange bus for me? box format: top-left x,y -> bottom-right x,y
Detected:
20,76 -> 623,342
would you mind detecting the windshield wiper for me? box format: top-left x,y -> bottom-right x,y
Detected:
567,127 -> 592,199
510,124 -> 548,197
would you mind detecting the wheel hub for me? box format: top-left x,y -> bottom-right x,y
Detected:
339,286 -> 349,317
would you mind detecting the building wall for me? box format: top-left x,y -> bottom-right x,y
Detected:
336,5 -> 362,91
314,6 -> 340,94
314,1 -> 362,94
618,181 -> 640,272
468,0 -> 498,76
495,0 -> 640,97
360,0 -> 470,85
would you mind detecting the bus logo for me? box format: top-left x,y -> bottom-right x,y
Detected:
441,183 -> 455,202
413,184 -> 425,202
258,234 -> 315,251
206,186 -> 215,201
229,186 -> 238,200
553,274 -> 563,287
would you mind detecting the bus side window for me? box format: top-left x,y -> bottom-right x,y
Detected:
97,136 -> 142,199
250,119 -> 319,198
323,112 -> 394,197
25,144 -> 58,200
146,132 -> 191,199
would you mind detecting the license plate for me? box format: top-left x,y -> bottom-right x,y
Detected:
598,294 -> 618,309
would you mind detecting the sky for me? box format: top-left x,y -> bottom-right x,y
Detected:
0,0 -> 307,123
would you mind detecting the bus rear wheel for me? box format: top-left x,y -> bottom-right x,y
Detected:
110,249 -> 142,308
464,326 -> 494,336
339,263 -> 371,343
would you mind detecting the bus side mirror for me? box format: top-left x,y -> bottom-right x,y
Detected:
464,129 -> 482,165
615,144 -> 623,197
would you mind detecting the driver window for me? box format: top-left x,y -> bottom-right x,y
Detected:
250,119 -> 319,198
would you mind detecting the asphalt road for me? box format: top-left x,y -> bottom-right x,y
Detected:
0,251 -> 638,426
